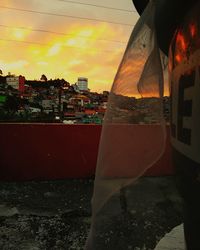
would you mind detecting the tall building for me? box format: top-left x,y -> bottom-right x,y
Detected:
6,74 -> 25,93
77,77 -> 88,91
18,75 -> 25,94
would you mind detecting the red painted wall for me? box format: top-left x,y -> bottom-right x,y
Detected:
0,124 -> 174,181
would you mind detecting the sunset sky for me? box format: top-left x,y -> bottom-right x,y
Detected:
0,0 -> 139,92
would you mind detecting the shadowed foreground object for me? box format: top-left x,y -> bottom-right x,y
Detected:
85,0 -> 200,249
133,0 -> 199,55
133,0 -> 200,249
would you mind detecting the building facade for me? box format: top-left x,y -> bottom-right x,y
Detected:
6,74 -> 25,93
77,77 -> 88,91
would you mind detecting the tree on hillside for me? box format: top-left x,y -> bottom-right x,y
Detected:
4,95 -> 19,114
40,74 -> 48,82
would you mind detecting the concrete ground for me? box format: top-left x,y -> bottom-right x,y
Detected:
0,177 -> 184,250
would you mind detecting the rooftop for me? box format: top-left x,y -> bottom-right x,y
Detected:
0,176 -> 184,250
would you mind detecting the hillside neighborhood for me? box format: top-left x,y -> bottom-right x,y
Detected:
0,72 -> 170,124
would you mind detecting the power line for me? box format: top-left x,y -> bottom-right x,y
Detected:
0,24 -> 127,44
57,0 -> 135,13
0,5 -> 133,27
0,38 -> 46,46
0,38 -> 124,53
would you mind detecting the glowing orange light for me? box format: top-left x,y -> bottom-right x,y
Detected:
175,54 -> 182,63
176,32 -> 186,51
190,23 -> 197,37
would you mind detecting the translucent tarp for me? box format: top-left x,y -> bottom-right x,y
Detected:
85,1 -> 167,249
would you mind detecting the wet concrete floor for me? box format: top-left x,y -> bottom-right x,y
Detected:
0,177 -> 183,250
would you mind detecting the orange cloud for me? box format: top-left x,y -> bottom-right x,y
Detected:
0,1 -> 136,92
